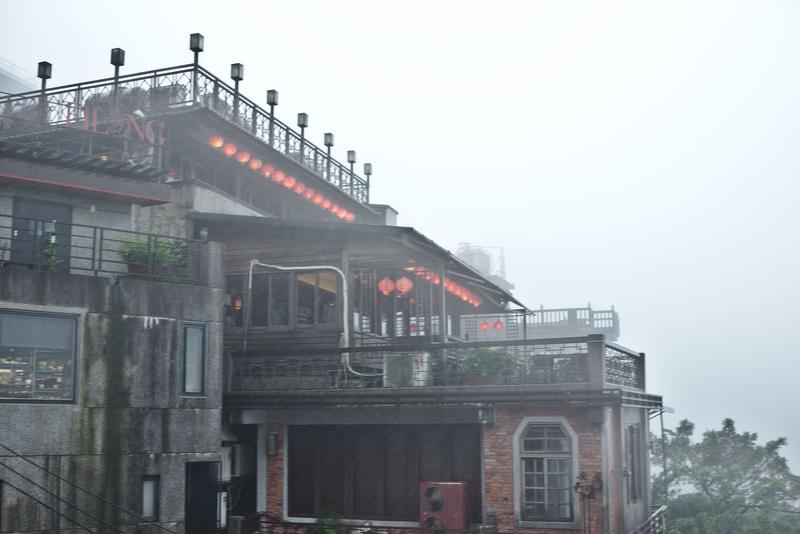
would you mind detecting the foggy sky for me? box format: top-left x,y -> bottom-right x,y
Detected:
2,0 -> 798,469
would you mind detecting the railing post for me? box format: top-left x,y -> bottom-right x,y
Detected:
251,106 -> 257,134
637,352 -> 646,390
587,334 -> 606,389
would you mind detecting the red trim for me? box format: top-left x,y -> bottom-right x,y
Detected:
0,171 -> 169,204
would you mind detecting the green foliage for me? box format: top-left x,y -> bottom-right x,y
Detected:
119,235 -> 185,269
303,510 -> 348,534
459,347 -> 517,383
652,418 -> 800,534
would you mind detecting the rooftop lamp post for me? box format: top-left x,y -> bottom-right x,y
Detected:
364,162 -> 373,203
324,133 -> 334,183
189,33 -> 204,103
267,89 -> 278,147
110,48 -> 125,112
37,61 -> 51,125
297,113 -> 308,161
347,150 -> 356,195
231,63 -> 244,122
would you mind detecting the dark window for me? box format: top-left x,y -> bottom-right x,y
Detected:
0,312 -> 76,402
142,476 -> 160,520
183,324 -> 205,395
248,271 -> 338,330
627,425 -> 643,502
520,424 -> 573,522
270,273 -> 291,327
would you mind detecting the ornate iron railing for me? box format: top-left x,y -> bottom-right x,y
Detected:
604,344 -> 645,389
0,213 -> 203,284
632,505 -> 667,534
0,64 -> 369,203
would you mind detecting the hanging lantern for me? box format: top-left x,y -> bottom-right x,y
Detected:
261,164 -> 274,178
479,320 -> 490,332
272,170 -> 285,183
329,203 -> 340,214
248,158 -> 263,170
431,274 -> 440,285
321,199 -> 332,210
395,276 -> 414,294
293,182 -> 306,194
312,193 -> 324,205
209,135 -> 224,148
345,212 -> 355,222
235,151 -> 251,164
233,296 -> 243,310
493,320 -> 504,330
303,187 -> 315,200
377,277 -> 395,295
222,143 -> 237,157
282,175 -> 296,188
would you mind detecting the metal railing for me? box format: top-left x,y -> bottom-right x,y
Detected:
229,336 -> 646,393
0,213 -> 203,284
632,505 -> 667,534
256,516 -> 470,534
0,64 -> 369,203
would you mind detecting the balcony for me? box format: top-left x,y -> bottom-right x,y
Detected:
226,335 -> 659,406
0,213 -> 206,284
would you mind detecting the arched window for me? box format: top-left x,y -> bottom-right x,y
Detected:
520,423 -> 574,522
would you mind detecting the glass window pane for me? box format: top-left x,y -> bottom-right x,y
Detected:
2,314 -> 73,349
251,274 -> 269,327
317,272 -> 338,325
142,478 -> 158,519
296,273 -> 316,325
270,274 -> 290,326
184,325 -> 204,394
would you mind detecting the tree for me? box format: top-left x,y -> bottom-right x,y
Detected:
652,418 -> 800,534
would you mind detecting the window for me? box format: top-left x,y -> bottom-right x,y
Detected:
183,324 -> 205,395
249,271 -> 338,329
141,476 -> 160,520
627,424 -> 643,502
519,423 -> 574,523
0,312 -> 76,402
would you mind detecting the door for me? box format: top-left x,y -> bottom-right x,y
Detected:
10,198 -> 72,270
185,461 -> 222,534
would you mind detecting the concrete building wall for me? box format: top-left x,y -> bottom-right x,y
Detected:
0,245 -> 225,533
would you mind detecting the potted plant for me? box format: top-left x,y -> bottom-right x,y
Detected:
119,235 -> 185,279
303,511 -> 348,534
459,347 -> 517,385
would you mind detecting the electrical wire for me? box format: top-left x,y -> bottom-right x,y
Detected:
0,441 -> 179,534
1,478 -> 94,534
0,458 -> 127,534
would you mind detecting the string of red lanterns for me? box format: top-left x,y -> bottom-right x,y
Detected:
377,276 -> 414,296
207,135 -> 356,223
403,264 -> 482,308
479,319 -> 505,331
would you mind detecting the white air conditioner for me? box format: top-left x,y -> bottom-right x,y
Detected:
384,351 -> 432,387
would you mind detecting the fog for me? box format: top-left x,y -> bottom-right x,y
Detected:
2,0 -> 798,468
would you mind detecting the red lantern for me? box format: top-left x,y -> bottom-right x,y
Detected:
261,164 -> 274,177
272,170 -> 285,183
493,320 -> 504,330
345,212 -> 355,222
248,158 -> 263,170
293,182 -> 306,194
377,278 -> 395,295
321,199 -> 332,210
222,143 -> 237,157
209,135 -> 224,148
303,187 -> 315,200
282,175 -> 296,188
395,276 -> 414,294
480,320 -> 490,332
235,151 -> 251,164
329,203 -> 340,214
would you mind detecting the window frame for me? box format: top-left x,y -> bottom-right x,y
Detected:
512,416 -> 579,529
0,309 -> 78,404
182,323 -> 206,396
141,475 -> 160,521
246,271 -> 340,331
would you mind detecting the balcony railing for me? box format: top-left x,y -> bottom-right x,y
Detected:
0,64 -> 369,203
0,213 -> 203,284
229,335 -> 646,394
633,505 -> 667,534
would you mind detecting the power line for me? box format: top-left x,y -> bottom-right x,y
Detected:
0,458 -> 127,534
0,441 -> 178,534
1,478 -> 94,534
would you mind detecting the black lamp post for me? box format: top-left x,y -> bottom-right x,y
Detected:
110,48 -> 125,112
267,89 -> 278,146
231,63 -> 244,122
189,33 -> 204,103
364,162 -> 373,203
324,133 -> 334,182
347,150 -> 356,195
297,113 -> 308,159
37,61 -> 51,125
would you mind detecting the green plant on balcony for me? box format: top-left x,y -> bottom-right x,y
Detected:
303,511 -> 347,534
119,235 -> 186,278
459,347 -> 517,385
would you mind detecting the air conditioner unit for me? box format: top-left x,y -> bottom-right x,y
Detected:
419,481 -> 469,532
384,351 -> 432,387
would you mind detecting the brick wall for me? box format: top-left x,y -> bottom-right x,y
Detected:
483,405 -> 606,534
266,423 -> 285,517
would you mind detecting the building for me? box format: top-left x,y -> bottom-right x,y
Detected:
0,35 -> 666,534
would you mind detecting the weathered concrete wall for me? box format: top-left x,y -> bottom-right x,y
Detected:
0,260 -> 225,533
